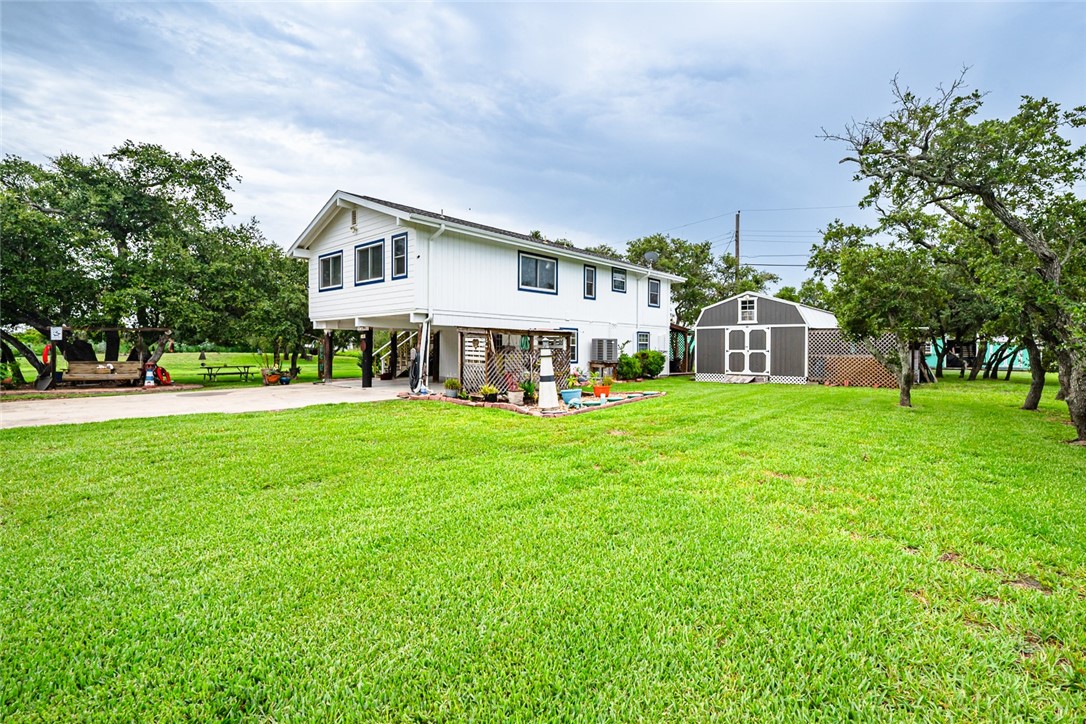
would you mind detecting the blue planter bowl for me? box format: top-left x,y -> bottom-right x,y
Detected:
560,388 -> 582,405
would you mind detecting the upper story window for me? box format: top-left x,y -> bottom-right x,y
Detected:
648,278 -> 661,308
740,297 -> 756,322
612,268 -> 627,293
584,265 -> 596,299
319,251 -> 343,291
519,252 -> 557,294
355,240 -> 384,286
637,331 -> 650,352
391,233 -> 408,279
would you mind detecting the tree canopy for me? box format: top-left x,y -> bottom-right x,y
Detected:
826,75 -> 1086,436
0,141 -> 311,374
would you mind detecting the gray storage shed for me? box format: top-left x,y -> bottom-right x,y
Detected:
694,292 -> 843,384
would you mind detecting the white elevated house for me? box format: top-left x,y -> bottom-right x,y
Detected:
289,191 -> 684,391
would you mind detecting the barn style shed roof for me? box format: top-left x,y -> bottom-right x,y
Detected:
695,292 -> 838,328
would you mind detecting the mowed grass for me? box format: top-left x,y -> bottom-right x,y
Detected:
2,352 -> 365,401
117,351 -> 366,386
1,376 -> 1084,720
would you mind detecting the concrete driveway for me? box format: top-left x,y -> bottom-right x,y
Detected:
0,379 -> 409,429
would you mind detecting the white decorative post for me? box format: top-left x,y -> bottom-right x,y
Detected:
537,348 -> 560,411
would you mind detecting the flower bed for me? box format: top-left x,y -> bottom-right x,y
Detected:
397,390 -> 665,417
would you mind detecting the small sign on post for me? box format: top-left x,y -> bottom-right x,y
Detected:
50,326 -> 63,341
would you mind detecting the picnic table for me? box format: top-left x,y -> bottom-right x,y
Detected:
200,364 -> 254,382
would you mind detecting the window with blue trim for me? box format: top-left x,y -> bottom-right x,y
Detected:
612,268 -> 626,293
583,265 -> 596,299
648,278 -> 661,307
519,252 -> 557,294
355,240 -> 384,285
561,328 -> 579,363
392,233 -> 408,279
319,251 -> 342,291
637,331 -> 650,352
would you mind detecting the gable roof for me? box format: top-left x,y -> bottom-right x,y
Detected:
289,190 -> 685,282
695,291 -> 838,328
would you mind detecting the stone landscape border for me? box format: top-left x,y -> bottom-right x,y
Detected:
397,390 -> 666,417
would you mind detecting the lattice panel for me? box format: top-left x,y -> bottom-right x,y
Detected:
808,330 -> 896,388
822,357 -> 896,388
459,333 -> 570,394
769,376 -> 807,385
696,373 -> 730,383
669,329 -> 693,373
461,332 -> 488,393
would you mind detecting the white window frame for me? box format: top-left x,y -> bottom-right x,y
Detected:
584,265 -> 596,300
391,233 -> 408,280
560,327 -> 579,363
637,331 -> 650,352
318,251 -> 343,291
612,268 -> 627,293
648,278 -> 661,308
740,297 -> 756,322
354,239 -> 385,286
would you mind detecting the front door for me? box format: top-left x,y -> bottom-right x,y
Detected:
726,327 -> 770,375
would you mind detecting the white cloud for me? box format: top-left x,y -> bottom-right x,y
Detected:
2,1 -> 1083,285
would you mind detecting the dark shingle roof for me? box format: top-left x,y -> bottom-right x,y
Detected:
358,194 -> 650,271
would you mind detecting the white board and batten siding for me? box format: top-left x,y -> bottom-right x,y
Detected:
424,227 -> 673,365
291,192 -> 683,377
306,205 -> 417,327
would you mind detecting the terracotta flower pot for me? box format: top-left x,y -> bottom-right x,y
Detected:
593,385 -> 611,397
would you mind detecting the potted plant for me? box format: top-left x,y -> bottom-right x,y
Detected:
507,387 -> 525,406
444,378 -> 461,398
262,367 -> 282,385
592,373 -> 612,398
560,375 -> 582,405
519,378 -> 536,404
0,362 -> 13,387
479,384 -> 499,402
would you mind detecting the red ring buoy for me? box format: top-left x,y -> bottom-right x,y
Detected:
154,366 -> 172,385
42,343 -> 51,365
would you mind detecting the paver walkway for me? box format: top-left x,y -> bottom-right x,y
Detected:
0,379 -> 409,429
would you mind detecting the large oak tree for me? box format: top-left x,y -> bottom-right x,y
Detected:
825,76 -> 1086,440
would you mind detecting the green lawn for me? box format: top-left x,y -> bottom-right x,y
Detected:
155,350 -> 365,386
3,351 -> 367,400
2,376 -> 1083,720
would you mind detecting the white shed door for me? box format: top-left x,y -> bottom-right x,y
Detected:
725,327 -> 770,375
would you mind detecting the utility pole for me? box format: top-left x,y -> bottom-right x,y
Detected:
734,210 -> 741,281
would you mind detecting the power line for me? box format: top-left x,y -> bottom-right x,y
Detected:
661,204 -> 854,233
740,204 -> 855,212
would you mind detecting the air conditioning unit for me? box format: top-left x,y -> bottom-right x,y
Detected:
591,338 -> 618,363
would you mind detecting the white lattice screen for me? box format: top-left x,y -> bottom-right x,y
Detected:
458,330 -> 571,394
807,330 -> 896,388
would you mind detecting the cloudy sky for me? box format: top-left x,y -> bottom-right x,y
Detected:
3,2 -> 1083,287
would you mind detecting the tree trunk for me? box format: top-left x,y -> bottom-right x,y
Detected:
984,340 -> 1010,379
1056,359 -> 1070,402
147,332 -> 172,365
968,339 -> 987,381
895,340 -> 914,407
104,330 -> 121,362
1022,338 -> 1045,411
1004,346 -> 1022,381
1058,351 -> 1086,442
0,329 -> 47,377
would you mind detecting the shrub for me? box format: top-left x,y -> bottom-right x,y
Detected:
616,353 -> 642,380
444,378 -> 461,391
635,350 -> 665,378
